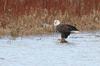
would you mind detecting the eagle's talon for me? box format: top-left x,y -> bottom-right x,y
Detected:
60,38 -> 68,43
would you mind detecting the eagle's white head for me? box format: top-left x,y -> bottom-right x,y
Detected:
54,20 -> 60,26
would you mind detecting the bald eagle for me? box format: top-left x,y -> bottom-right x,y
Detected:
54,20 -> 79,43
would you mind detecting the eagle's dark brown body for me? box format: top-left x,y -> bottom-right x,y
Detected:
56,24 -> 78,43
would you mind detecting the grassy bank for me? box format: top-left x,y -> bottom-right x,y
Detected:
0,9 -> 100,37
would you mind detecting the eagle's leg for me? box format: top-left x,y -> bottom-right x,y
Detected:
60,38 -> 67,43
60,33 -> 68,43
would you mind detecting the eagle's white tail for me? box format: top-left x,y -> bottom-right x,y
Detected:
71,31 -> 80,34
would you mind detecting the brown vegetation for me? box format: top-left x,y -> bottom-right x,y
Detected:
0,0 -> 100,36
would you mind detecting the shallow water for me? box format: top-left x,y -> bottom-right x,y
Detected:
0,31 -> 100,66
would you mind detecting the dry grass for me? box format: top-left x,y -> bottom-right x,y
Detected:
0,9 -> 100,37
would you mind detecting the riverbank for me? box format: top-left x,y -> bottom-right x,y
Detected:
0,10 -> 100,37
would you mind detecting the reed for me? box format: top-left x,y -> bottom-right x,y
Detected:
0,9 -> 100,37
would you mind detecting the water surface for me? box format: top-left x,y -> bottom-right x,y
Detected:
0,31 -> 100,66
